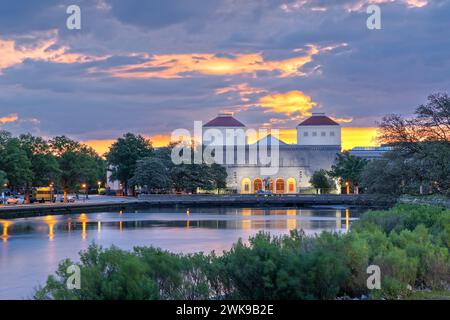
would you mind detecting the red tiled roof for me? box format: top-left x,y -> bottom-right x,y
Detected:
203,115 -> 246,127
298,114 -> 339,126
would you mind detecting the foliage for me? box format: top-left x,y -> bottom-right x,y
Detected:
376,92 -> 450,195
106,133 -> 153,194
35,204 -> 450,300
129,157 -> 172,193
309,169 -> 335,192
328,151 -> 368,192
50,136 -> 105,195
0,137 -> 33,191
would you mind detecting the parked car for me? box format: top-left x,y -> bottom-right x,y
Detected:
6,197 -> 19,205
56,195 -> 76,203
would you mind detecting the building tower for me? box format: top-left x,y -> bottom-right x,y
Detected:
296,113 -> 341,146
202,112 -> 246,146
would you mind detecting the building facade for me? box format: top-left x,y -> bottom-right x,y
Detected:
202,112 -> 342,194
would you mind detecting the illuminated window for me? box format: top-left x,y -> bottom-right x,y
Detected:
275,178 -> 285,194
253,179 -> 263,193
287,177 -> 296,193
241,178 -> 251,194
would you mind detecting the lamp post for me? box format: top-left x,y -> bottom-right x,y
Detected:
345,181 -> 350,195
82,183 -> 88,200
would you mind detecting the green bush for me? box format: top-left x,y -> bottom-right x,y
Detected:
35,204 -> 450,300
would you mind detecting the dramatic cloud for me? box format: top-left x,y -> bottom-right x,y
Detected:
101,44 -> 340,79
0,31 -> 108,73
0,0 -> 446,147
258,90 -> 317,118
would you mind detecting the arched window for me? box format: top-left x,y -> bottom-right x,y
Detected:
287,177 -> 296,193
241,178 -> 251,194
275,178 -> 285,194
253,179 -> 263,193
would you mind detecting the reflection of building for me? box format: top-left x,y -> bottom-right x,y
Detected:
203,112 -> 342,194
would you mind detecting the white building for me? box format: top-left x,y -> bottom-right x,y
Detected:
202,112 -> 342,194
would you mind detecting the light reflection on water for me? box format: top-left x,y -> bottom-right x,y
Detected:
0,206 -> 362,299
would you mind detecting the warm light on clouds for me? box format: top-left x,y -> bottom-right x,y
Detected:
258,90 -> 317,118
103,44 -> 341,79
0,32 -> 108,73
215,83 -> 266,102
0,113 -> 18,124
330,116 -> 353,123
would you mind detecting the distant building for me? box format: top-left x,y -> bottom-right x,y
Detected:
202,112 -> 342,194
349,146 -> 393,160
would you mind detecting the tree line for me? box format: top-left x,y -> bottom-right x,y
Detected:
0,133 -> 105,202
106,133 -> 227,195
309,92 -> 450,196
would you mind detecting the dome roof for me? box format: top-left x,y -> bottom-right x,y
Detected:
298,113 -> 339,126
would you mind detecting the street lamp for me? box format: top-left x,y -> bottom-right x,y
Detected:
82,183 -> 88,200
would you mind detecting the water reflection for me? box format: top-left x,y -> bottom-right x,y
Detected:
0,206 -> 364,299
0,220 -> 12,242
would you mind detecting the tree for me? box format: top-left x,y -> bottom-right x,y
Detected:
19,134 -> 61,188
0,170 -> 7,187
129,157 -> 172,193
50,136 -> 105,202
328,152 -> 368,194
309,169 -> 335,193
377,92 -> 450,195
360,159 -> 405,195
106,133 -> 153,195
209,163 -> 228,193
0,138 -> 33,192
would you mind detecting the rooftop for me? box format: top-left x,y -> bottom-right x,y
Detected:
203,113 -> 246,127
298,113 -> 339,126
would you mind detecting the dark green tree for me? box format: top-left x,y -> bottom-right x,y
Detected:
209,163 -> 228,193
328,152 -> 368,194
106,133 -> 153,195
129,157 -> 172,193
0,138 -> 33,192
50,136 -> 105,202
19,134 -> 61,188
309,169 -> 335,193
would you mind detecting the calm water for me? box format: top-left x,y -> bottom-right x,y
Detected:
0,206 -> 364,299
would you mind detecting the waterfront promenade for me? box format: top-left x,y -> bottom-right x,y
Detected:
0,194 -> 394,219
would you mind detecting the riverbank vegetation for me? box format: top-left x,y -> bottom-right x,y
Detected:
34,204 -> 450,300
324,93 -> 449,197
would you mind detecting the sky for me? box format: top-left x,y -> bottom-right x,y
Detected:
0,0 -> 449,154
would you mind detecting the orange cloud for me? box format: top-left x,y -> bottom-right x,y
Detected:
0,113 -> 18,124
258,90 -> 317,118
103,44 -> 342,79
0,32 -> 108,73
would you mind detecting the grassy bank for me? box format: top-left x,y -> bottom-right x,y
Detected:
35,204 -> 450,300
